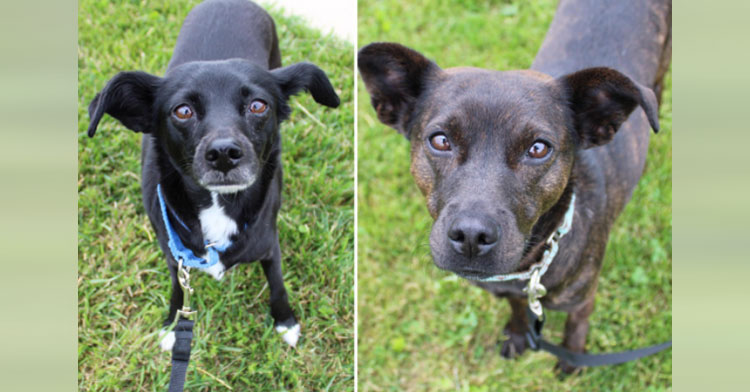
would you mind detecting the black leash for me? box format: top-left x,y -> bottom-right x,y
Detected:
168,318 -> 194,392
167,261 -> 197,391
524,306 -> 672,368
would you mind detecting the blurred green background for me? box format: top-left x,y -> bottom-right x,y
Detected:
357,0 -> 671,390
77,0 -> 353,390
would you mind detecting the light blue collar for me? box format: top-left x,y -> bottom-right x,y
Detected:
470,192 -> 576,283
156,184 -> 230,269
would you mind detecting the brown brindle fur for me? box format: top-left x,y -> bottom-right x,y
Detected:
359,0 -> 671,374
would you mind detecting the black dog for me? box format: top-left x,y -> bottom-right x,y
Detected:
87,0 -> 339,349
359,0 -> 670,373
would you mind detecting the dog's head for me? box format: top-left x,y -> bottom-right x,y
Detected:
358,42 -> 659,279
87,59 -> 339,194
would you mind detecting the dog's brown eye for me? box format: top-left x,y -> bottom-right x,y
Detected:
173,104 -> 193,120
248,100 -> 267,114
527,141 -> 550,159
429,133 -> 451,151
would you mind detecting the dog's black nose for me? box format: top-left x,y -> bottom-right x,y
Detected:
447,213 -> 499,258
205,138 -> 243,173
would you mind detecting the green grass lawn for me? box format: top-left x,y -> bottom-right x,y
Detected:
78,1 -> 353,390
357,0 -> 672,390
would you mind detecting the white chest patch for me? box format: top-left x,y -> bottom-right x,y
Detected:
197,193 -> 237,280
199,192 -> 238,249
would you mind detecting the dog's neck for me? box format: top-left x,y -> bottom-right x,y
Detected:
153,139 -> 281,250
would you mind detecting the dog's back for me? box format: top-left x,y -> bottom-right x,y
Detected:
533,0 -> 671,220
167,0 -> 281,71
532,0 -> 671,86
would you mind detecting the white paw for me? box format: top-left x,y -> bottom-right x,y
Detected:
202,261 -> 226,280
159,329 -> 175,351
275,323 -> 301,347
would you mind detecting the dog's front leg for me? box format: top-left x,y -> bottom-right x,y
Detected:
556,296 -> 595,374
159,261 -> 183,351
260,240 -> 299,347
500,296 -> 529,359
164,263 -> 184,326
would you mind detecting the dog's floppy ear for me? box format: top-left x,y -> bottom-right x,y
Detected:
358,42 -> 441,137
558,67 -> 660,149
271,62 -> 340,108
87,71 -> 162,137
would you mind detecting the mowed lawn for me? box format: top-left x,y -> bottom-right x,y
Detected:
78,1 -> 354,390
357,0 -> 671,390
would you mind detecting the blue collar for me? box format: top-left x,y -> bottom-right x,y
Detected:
156,184 -> 230,269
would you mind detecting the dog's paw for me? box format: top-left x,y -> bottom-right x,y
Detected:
555,360 -> 582,376
500,325 -> 528,359
203,261 -> 226,281
159,329 -> 176,351
500,333 -> 528,359
275,323 -> 301,347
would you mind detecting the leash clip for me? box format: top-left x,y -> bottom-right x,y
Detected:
176,259 -> 196,319
524,266 -> 546,318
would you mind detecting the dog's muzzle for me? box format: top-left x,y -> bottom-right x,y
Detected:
429,203 -> 528,278
194,135 -> 258,193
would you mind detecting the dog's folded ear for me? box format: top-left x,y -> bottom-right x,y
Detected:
558,67 -> 660,149
271,62 -> 340,108
87,71 -> 162,137
358,42 -> 441,137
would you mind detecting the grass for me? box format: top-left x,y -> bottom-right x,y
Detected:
78,1 -> 353,390
357,0 -> 672,390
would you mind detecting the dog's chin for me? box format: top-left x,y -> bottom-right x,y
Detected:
450,269 -> 518,282
437,264 -> 520,281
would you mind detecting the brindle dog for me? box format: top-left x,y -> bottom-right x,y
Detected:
358,0 -> 671,373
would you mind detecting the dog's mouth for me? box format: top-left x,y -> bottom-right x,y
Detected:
446,267 -> 500,281
198,168 -> 257,194
435,261 -> 522,280
202,182 -> 254,194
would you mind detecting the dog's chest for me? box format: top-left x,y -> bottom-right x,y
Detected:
198,193 -> 238,250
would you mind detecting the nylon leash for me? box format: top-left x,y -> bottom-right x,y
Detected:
523,305 -> 672,367
168,318 -> 194,392
168,260 -> 197,392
